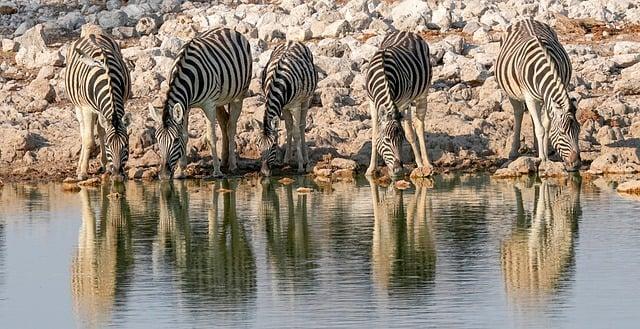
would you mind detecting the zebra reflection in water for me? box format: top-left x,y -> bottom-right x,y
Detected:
368,178 -> 436,295
501,176 -> 581,307
260,179 -> 317,287
155,181 -> 256,306
71,186 -> 133,329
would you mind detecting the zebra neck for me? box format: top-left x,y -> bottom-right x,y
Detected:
262,92 -> 283,136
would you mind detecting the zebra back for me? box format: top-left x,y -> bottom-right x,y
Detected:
65,33 -> 130,127
260,41 -> 317,136
160,28 -> 252,126
496,19 -> 572,108
366,31 -> 431,120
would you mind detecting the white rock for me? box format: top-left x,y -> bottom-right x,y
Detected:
286,25 -> 311,42
14,25 -> 63,69
390,0 -> 431,30
322,20 -> 351,38
431,4 -> 451,31
613,41 -> 640,55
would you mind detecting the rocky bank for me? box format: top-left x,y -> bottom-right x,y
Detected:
1,0 -> 640,182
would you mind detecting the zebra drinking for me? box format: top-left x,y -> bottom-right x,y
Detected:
149,28 -> 252,179
495,18 -> 581,171
258,41 -> 318,176
365,31 -> 433,178
65,33 -> 131,181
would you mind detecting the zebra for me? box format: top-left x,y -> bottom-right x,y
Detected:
149,28 -> 252,179
65,33 -> 131,181
258,41 -> 318,176
365,31 -> 432,178
495,18 -> 581,171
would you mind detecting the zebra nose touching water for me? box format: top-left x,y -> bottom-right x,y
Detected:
365,31 -> 433,179
65,33 -> 131,181
258,41 -> 318,177
149,28 -> 252,180
495,18 -> 582,171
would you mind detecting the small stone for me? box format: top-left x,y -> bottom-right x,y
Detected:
296,187 -> 313,193
330,157 -> 358,170
78,177 -> 101,187
395,180 -> 411,190
2,38 -> 17,52
278,177 -> 295,185
538,161 -> 568,178
98,10 -> 128,29
136,16 -> 157,35
410,166 -> 434,178
128,167 -> 144,179
617,180 -> 640,195
141,168 -> 158,180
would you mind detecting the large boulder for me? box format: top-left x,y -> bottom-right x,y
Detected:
589,139 -> 640,174
389,0 -> 431,31
614,62 -> 640,95
14,25 -> 64,69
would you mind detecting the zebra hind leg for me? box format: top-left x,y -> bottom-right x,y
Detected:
414,98 -> 431,167
226,97 -> 244,173
291,105 -> 306,173
216,105 -> 230,169
203,104 -> 223,177
282,109 -> 294,165
401,108 -> 422,168
301,102 -> 310,169
508,98 -> 525,160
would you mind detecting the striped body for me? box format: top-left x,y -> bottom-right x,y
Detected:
365,31 -> 432,178
495,19 -> 581,170
259,41 -> 318,176
65,33 -> 131,180
150,28 -> 252,179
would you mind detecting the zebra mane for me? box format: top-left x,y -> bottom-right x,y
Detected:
162,38 -> 195,125
525,21 -> 571,112
85,34 -> 125,128
371,49 -> 399,123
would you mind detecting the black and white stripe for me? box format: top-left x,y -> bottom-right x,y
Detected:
65,33 -> 131,181
258,41 -> 317,176
149,28 -> 252,179
495,18 -> 581,171
365,31 -> 432,178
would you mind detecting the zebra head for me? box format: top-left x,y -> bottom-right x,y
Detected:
377,111 -> 405,178
258,111 -> 280,176
150,102 -> 185,180
98,112 -> 131,182
258,132 -> 278,177
549,100 -> 581,171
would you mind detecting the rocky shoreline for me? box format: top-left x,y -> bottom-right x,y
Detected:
1,0 -> 640,183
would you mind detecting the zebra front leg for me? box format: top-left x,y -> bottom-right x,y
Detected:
203,104 -> 223,177
525,96 -> 548,162
401,105 -> 422,168
291,107 -> 306,173
414,98 -> 431,167
97,123 -> 107,173
508,98 -> 525,160
366,101 -> 378,177
75,106 -> 86,180
216,106 -> 230,169
282,109 -> 294,165
78,108 -> 97,180
227,98 -> 243,173
301,105 -> 310,168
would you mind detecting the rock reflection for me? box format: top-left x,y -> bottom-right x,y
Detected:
501,176 -> 582,307
260,179 -> 317,288
155,180 -> 257,308
369,178 -> 436,295
71,186 -> 133,329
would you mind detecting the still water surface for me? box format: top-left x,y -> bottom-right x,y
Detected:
0,175 -> 639,328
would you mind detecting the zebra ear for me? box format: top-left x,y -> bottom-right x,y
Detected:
148,103 -> 162,123
172,103 -> 184,124
75,48 -> 104,68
